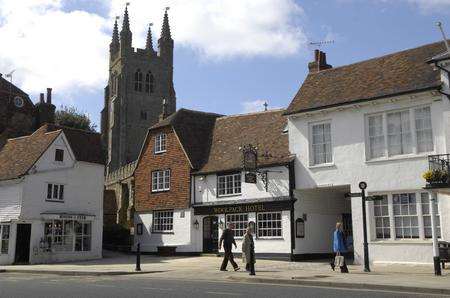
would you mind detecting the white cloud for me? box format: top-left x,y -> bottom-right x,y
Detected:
0,0 -> 307,100
241,99 -> 270,113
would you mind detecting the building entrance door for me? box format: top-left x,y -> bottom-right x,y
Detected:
203,216 -> 219,253
342,213 -> 353,252
14,224 -> 31,264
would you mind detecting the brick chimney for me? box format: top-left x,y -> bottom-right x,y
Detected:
39,93 -> 45,104
46,88 -> 52,104
308,49 -> 332,73
36,87 -> 56,128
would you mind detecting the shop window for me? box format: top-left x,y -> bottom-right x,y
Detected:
295,218 -> 305,238
217,173 -> 241,196
44,220 -> 91,252
226,213 -> 248,238
257,212 -> 282,238
151,169 -> 170,192
46,183 -> 64,201
153,210 -> 173,232
0,225 -> 10,254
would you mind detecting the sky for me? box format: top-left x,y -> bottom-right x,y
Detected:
1,0 -> 450,130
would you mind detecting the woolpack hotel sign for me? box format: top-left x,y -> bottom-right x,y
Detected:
193,199 -> 293,215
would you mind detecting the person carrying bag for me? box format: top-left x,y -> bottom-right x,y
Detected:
331,222 -> 349,273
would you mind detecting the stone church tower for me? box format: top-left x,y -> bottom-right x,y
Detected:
101,7 -> 176,173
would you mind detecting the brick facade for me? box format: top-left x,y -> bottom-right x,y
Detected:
134,126 -> 191,212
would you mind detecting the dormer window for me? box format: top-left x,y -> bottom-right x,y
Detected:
154,133 -> 166,154
55,149 -> 64,162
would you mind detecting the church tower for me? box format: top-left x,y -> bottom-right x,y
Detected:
101,7 -> 176,173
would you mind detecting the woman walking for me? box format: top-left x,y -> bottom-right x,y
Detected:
331,222 -> 348,273
242,226 -> 255,275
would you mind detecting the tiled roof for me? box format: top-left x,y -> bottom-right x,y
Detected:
0,124 -> 104,181
196,109 -> 293,174
150,109 -> 222,169
285,41 -> 447,115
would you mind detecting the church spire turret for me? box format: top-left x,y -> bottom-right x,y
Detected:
110,17 -> 120,55
146,23 -> 154,52
158,8 -> 174,64
120,4 -> 132,50
160,9 -> 172,41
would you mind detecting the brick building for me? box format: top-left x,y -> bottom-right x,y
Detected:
0,74 -> 55,148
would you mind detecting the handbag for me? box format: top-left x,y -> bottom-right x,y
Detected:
334,255 -> 345,268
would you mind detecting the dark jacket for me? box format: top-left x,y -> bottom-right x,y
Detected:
220,228 -> 236,249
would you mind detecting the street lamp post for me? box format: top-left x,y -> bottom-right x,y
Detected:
428,190 -> 442,276
359,182 -> 370,273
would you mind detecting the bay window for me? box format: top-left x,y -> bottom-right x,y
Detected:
372,192 -> 441,240
366,106 -> 433,160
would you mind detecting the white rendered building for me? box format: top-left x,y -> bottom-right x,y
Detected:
285,42 -> 450,264
0,124 -> 104,265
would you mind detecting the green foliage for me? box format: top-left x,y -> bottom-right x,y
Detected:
103,224 -> 131,245
55,105 -> 97,132
423,169 -> 448,183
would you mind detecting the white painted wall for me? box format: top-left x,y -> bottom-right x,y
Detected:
0,132 -> 104,265
193,166 -> 290,204
0,181 -> 22,222
288,91 -> 450,264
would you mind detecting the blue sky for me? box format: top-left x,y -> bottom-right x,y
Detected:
0,0 -> 449,129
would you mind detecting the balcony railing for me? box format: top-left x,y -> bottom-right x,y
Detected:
425,154 -> 450,189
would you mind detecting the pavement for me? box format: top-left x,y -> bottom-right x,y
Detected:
1,251 -> 449,296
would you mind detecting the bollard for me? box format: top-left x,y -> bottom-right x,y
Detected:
136,243 -> 141,271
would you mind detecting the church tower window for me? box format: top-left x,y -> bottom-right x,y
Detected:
145,72 -> 154,93
134,69 -> 143,92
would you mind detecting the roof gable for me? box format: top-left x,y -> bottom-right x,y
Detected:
286,41 -> 447,115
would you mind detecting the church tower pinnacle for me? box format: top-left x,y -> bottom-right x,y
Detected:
109,17 -> 120,55
120,4 -> 132,51
146,23 -> 155,52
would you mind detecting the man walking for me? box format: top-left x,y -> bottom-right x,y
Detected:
219,223 -> 240,271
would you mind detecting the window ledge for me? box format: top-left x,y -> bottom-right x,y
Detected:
45,199 -> 64,203
151,190 -> 170,193
154,151 -> 166,155
365,153 -> 432,164
256,237 -> 284,241
370,239 -> 433,245
217,194 -> 242,198
308,163 -> 335,170
151,231 -> 174,235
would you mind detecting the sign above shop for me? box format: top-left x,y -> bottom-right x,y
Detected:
193,199 -> 294,215
41,213 -> 95,221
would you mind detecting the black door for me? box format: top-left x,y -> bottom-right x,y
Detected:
203,216 -> 219,253
15,224 -> 31,264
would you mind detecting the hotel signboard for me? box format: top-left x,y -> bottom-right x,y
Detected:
193,199 -> 294,215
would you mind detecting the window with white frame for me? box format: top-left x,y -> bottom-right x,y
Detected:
46,183 -> 64,201
373,195 -> 390,239
421,193 -> 441,238
153,210 -> 173,232
217,173 -> 241,196
366,106 -> 433,160
310,122 -> 332,165
393,193 -> 419,238
368,115 -> 385,159
257,212 -> 282,238
151,170 -> 170,192
226,213 -> 248,237
44,220 -> 91,252
154,133 -> 167,154
0,225 -> 10,254
371,191 -> 442,240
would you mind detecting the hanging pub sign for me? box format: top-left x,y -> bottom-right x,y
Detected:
242,144 -> 258,171
245,172 -> 257,184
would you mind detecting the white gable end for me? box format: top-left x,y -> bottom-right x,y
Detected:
33,132 -> 76,174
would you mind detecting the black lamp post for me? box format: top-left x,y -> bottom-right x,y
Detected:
358,181 -> 370,273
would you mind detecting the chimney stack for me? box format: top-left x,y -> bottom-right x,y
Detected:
46,88 -> 52,104
308,49 -> 332,73
39,93 -> 45,103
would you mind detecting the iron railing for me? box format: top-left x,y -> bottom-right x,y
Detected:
426,154 -> 450,188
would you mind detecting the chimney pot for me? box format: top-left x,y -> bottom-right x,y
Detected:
46,88 -> 52,104
39,93 -> 45,103
308,50 -> 332,73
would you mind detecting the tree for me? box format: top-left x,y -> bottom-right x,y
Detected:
55,105 -> 97,132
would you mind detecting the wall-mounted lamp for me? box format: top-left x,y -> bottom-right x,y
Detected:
194,219 -> 199,230
199,175 -> 206,181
